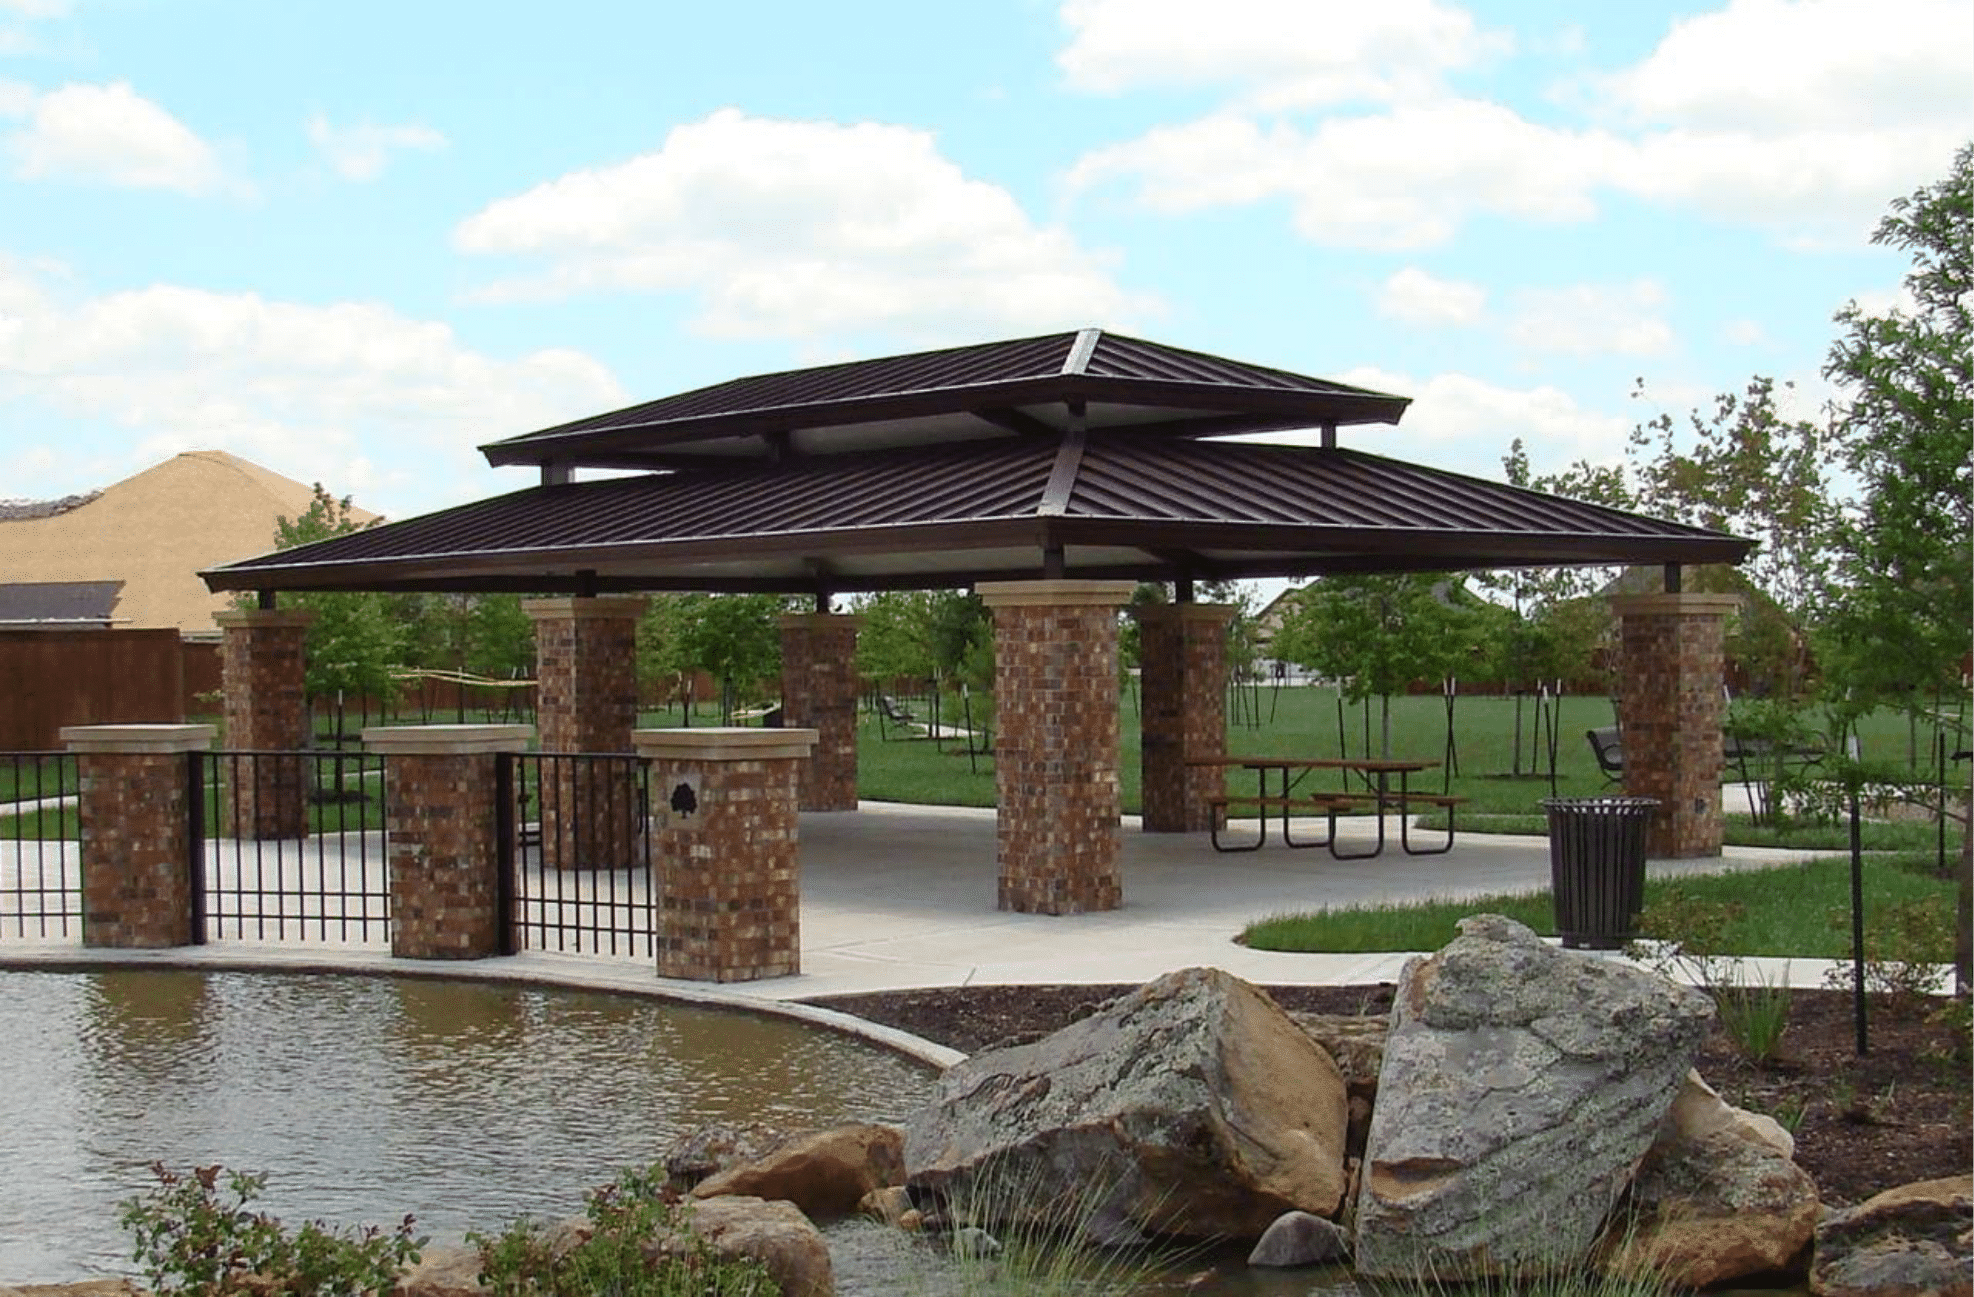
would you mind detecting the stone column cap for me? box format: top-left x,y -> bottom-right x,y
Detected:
63,723 -> 216,753
363,724 -> 536,755
1129,601 -> 1239,624
214,608 -> 316,629
778,612 -> 865,630
521,595 -> 650,620
976,579 -> 1138,608
1610,592 -> 1743,616
634,727 -> 819,761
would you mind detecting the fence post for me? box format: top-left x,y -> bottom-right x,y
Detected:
62,723 -> 215,948
635,727 -> 817,982
364,724 -> 534,959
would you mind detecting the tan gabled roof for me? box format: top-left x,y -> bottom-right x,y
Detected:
0,451 -> 377,633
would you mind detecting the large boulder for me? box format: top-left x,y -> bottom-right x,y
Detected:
903,965 -> 1350,1241
1811,1175 -> 1972,1297
685,1195 -> 835,1297
1603,1072 -> 1821,1288
1354,914 -> 1715,1280
692,1122 -> 906,1222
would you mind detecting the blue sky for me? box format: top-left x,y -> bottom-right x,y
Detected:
3,0 -> 1969,528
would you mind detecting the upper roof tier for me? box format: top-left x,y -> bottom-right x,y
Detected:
480,327 -> 1411,471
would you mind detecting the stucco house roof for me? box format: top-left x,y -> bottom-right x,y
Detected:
0,451 -> 376,634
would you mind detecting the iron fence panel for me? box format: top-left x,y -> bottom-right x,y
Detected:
502,752 -> 654,961
197,750 -> 391,945
0,751 -> 81,941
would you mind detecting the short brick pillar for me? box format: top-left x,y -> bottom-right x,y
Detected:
63,724 -> 214,949
1134,602 -> 1236,833
778,613 -> 863,811
636,727 -> 817,982
1612,593 -> 1740,857
215,608 -> 313,840
365,724 -> 534,959
525,596 -> 646,870
979,580 -> 1135,914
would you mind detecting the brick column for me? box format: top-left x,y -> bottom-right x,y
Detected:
636,727 -> 817,982
524,596 -> 646,870
1134,602 -> 1236,833
1611,593 -> 1740,857
979,580 -> 1135,915
63,724 -> 214,948
778,613 -> 863,811
365,724 -> 534,959
214,609 -> 313,840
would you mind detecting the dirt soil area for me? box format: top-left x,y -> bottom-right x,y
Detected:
805,983 -> 1970,1208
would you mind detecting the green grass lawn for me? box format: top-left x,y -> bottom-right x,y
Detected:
853,686 -> 1965,853
1241,851 -> 1957,958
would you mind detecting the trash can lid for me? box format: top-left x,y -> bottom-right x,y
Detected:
1541,796 -> 1661,812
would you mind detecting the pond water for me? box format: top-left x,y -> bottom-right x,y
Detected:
0,968 -> 939,1284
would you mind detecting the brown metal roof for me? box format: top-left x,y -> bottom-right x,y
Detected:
480,328 -> 1412,471
203,437 -> 1751,596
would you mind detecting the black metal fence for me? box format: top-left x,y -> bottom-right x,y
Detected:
499,752 -> 653,960
195,750 -> 391,945
0,751 -> 82,941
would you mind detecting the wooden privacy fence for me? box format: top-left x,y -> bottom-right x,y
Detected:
0,630 -> 218,749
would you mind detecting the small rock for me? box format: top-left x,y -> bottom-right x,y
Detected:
857,1184 -> 914,1226
694,1122 -> 905,1223
952,1226 -> 1002,1259
1811,1174 -> 1971,1297
663,1121 -> 785,1192
1247,1210 -> 1348,1268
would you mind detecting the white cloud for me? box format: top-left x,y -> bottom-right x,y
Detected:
306,112 -> 447,182
0,0 -> 70,14
1723,319 -> 1766,346
1062,0 -> 1972,248
1056,0 -> 1510,109
0,259 -> 626,516
1248,365 -> 1633,478
5,81 -> 238,194
455,109 -> 1157,343
1376,267 -> 1487,326
1069,102 -> 1622,249
1508,280 -> 1674,356
1602,0 -> 1970,133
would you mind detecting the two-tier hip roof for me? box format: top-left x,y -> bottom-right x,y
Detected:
203,328 -> 1750,597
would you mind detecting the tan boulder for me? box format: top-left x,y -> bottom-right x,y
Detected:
693,1122 -> 906,1222
395,1242 -> 485,1297
1604,1072 -> 1820,1288
1812,1174 -> 1972,1297
905,966 -> 1350,1242
685,1195 -> 834,1297
857,1184 -> 916,1226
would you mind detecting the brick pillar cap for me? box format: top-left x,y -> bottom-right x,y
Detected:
63,723 -> 216,753
976,579 -> 1137,608
363,724 -> 536,755
634,727 -> 819,761
1129,602 -> 1239,624
521,595 -> 649,620
778,612 -> 865,630
214,609 -> 316,629
1610,592 -> 1742,617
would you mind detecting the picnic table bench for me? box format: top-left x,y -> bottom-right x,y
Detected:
1190,756 -> 1467,857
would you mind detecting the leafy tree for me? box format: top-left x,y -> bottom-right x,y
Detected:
1272,573 -> 1485,754
855,591 -> 944,686
1814,144 -> 1972,989
639,593 -> 788,720
260,485 -> 405,707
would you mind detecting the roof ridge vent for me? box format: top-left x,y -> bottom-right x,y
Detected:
1061,327 -> 1102,376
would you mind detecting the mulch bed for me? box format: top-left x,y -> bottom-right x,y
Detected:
804,982 -> 1970,1208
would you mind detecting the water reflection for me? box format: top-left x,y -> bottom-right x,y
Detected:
0,969 -> 936,1284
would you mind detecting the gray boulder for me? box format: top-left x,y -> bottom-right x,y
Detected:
1248,1209 -> 1349,1267
903,965 -> 1350,1241
1811,1175 -> 1972,1297
1354,914 -> 1715,1280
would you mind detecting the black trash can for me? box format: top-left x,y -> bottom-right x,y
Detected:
1541,796 -> 1660,950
